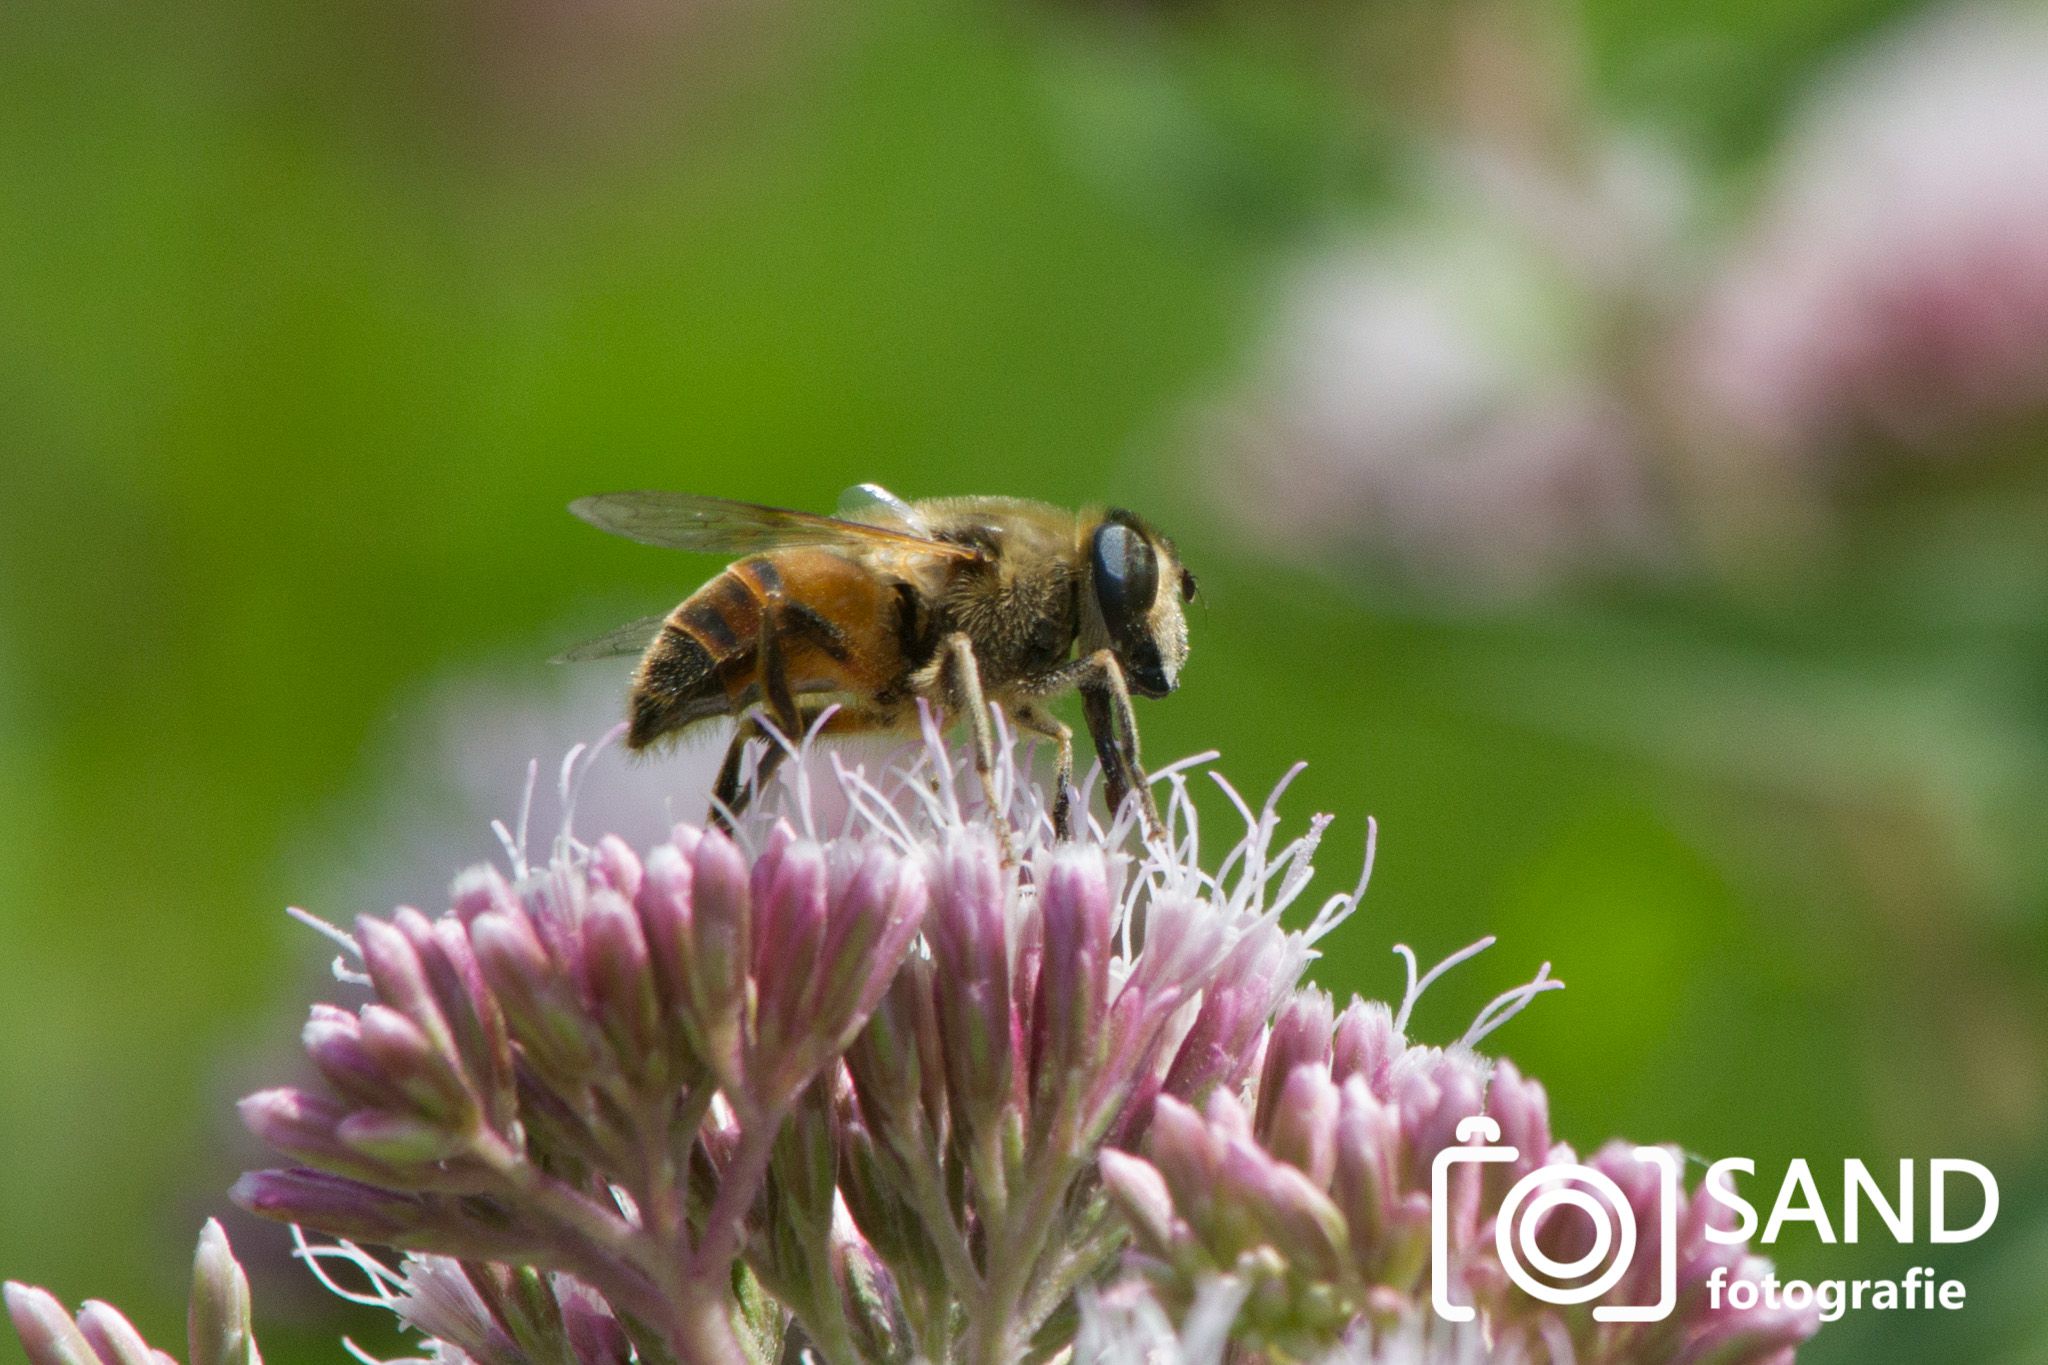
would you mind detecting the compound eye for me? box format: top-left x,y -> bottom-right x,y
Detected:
1091,521 -> 1159,636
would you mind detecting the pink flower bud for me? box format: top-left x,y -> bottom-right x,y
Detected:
426,918 -> 516,1129
1099,1150 -> 1180,1257
1145,1095 -> 1224,1222
801,846 -> 926,1061
1483,1059 -> 1555,1196
5,1284 -> 100,1365
1264,1063 -> 1340,1190
1330,999 -> 1403,1097
633,843 -> 694,1011
74,1303 -> 156,1365
239,1088 -> 390,1181
450,864 -> 518,924
1255,988 -> 1333,1141
187,1221 -> 259,1365
355,1003 -> 474,1125
579,887 -> 660,1075
682,826 -> 752,1087
470,909 -> 598,1091
588,834 -> 643,900
924,832 -> 1017,1144
1217,1138 -> 1348,1281
1331,1075 -> 1402,1271
302,1008 -> 398,1109
1391,1049 -> 1487,1176
357,915 -> 458,1060
1029,847 -> 1113,1126
230,1171 -> 506,1262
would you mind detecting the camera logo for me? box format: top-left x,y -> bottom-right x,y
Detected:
1432,1116 -> 1681,1323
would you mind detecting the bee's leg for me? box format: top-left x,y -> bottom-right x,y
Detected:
709,717 -> 770,833
939,632 -> 1016,861
755,599 -> 805,739
1076,651 -> 1162,841
708,604 -> 806,833
1012,651 -> 1161,840
1013,703 -> 1076,840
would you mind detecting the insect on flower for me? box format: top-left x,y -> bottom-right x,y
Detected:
558,483 -> 1197,840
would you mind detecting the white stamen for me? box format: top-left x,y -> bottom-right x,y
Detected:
512,758 -> 538,878
1307,817 -> 1376,945
290,1227 -> 407,1308
288,906 -> 361,959
1393,936 -> 1498,1035
1462,962 -> 1566,1048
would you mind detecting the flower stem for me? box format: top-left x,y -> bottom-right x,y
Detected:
690,1108 -> 782,1278
963,1153 -> 1078,1365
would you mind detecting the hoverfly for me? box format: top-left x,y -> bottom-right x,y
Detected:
561,484 -> 1195,839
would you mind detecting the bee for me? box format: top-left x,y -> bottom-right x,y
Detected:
558,483 -> 1196,840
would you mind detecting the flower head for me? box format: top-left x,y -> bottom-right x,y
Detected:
9,713 -> 1820,1364
1097,962 -> 1817,1364
220,719 -> 1375,1363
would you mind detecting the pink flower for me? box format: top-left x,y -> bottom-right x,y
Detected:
6,720 -> 1817,1363
1098,964 -> 1815,1363
1690,4 -> 2048,461
229,721 -> 1363,1363
1209,132 -> 1695,599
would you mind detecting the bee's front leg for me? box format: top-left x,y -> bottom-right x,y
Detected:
1075,652 -> 1163,842
1019,651 -> 1162,842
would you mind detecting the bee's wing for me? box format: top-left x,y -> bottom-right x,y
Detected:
550,613 -> 670,664
570,491 -> 981,560
835,482 -> 927,532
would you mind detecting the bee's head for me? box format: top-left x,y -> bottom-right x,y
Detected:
1083,509 -> 1196,699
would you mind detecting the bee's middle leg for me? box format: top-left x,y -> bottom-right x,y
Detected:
937,632 -> 1017,858
1013,703 -> 1076,839
1015,651 -> 1160,840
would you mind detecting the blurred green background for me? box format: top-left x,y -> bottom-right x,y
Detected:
4,0 -> 2046,1360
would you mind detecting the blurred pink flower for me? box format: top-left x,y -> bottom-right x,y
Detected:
1211,137 -> 1694,599
1689,3 -> 2048,461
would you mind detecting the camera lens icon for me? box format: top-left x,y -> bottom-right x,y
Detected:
1432,1116 -> 1680,1323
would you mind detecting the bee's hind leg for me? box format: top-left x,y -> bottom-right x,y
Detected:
707,600 -> 809,833
707,701 -> 900,834
709,717 -> 764,833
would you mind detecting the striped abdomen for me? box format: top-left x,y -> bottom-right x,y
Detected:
625,549 -> 909,750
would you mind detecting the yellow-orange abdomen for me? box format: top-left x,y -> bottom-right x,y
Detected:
626,549 -> 907,750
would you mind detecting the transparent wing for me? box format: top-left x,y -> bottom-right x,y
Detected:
551,614 -> 669,664
835,482 -> 927,532
569,490 -> 979,559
